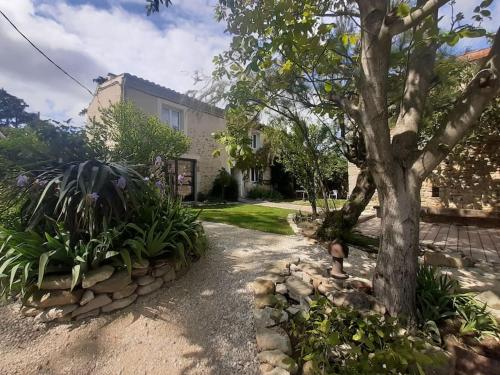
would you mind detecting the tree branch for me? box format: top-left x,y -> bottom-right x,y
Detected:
387,0 -> 450,36
412,27 -> 500,180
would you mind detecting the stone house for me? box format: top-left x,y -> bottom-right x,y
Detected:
348,48 -> 499,219
87,73 -> 268,200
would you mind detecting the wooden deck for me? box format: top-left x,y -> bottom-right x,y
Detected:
355,218 -> 500,264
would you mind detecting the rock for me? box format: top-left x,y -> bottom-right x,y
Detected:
302,361 -> 315,375
136,277 -> 164,296
328,290 -> 372,311
40,274 -> 73,290
266,368 -> 291,375
26,289 -> 84,309
82,265 -> 115,288
152,264 -> 175,278
256,326 -> 292,355
475,290 -> 500,309
257,350 -> 298,374
259,363 -> 275,374
35,304 -> 78,322
275,283 -> 288,295
131,268 -> 149,277
285,276 -> 313,302
253,279 -> 275,296
20,306 -> 40,317
300,262 -> 326,278
102,293 -> 137,313
286,306 -> 301,315
254,307 -> 288,328
112,283 -> 138,299
132,259 -> 149,269
90,271 -> 131,293
424,252 -> 474,269
71,294 -> 112,318
80,290 -> 95,306
266,262 -> 290,277
275,294 -> 288,306
74,308 -> 100,321
162,267 -> 176,283
255,294 -> 279,309
476,290 -> 500,323
136,275 -> 155,286
345,278 -> 372,293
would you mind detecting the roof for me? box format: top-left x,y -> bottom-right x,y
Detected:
456,48 -> 491,62
114,73 -> 225,118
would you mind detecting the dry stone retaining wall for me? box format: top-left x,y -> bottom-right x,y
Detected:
251,258 -> 382,375
21,258 -> 183,323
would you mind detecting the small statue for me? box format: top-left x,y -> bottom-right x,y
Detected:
328,239 -> 349,279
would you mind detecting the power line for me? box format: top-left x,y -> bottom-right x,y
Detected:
0,8 -> 94,97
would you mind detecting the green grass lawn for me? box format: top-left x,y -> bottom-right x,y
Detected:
192,204 -> 295,235
281,198 -> 347,209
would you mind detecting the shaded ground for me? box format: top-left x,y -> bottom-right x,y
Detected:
0,222 -> 331,375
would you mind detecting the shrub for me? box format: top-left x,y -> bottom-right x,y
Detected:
290,297 -> 439,374
209,168 -> 238,201
0,224 -> 125,299
19,160 -> 147,240
86,101 -> 190,165
416,266 -> 499,339
246,186 -> 283,200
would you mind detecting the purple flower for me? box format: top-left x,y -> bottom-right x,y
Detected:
155,181 -> 163,189
35,178 -> 47,186
143,177 -> 150,181
16,175 -> 28,187
88,192 -> 99,204
116,176 -> 126,189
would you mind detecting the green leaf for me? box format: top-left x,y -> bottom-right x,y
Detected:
324,81 -> 332,93
37,252 -> 51,288
396,3 -> 411,17
71,264 -> 80,291
120,249 -> 132,276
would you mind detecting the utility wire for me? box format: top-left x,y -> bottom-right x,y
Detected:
0,8 -> 94,97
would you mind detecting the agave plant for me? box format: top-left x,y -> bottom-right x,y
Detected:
20,160 -> 148,240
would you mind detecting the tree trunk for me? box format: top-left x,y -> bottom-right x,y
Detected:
317,164 -> 375,239
372,168 -> 422,320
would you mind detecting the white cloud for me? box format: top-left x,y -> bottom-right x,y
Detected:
0,0 -> 229,123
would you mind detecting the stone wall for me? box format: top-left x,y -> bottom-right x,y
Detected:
21,259 -> 185,323
347,137 -> 499,214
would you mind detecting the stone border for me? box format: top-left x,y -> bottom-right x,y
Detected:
286,213 -> 302,236
20,258 -> 189,323
251,258 -> 383,375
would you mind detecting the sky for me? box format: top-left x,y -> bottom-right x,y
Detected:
0,0 -> 498,125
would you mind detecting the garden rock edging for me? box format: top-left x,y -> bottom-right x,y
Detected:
22,259 -> 191,323
251,257 -> 383,375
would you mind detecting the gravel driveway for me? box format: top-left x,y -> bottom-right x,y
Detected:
0,222 -> 331,375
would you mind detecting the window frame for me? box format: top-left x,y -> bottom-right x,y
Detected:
160,103 -> 184,132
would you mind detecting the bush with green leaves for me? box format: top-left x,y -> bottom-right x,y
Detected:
20,159 -> 147,240
290,297 -> 441,374
124,193 -> 206,265
416,266 -> 499,339
209,168 -> 238,201
0,224 -> 126,299
246,186 -> 283,201
86,101 -> 190,165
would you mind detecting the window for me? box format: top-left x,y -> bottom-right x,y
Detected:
432,186 -> 440,198
251,133 -> 260,149
160,105 -> 183,131
250,167 -> 261,183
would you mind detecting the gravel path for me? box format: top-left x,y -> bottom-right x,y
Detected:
0,222 -> 331,375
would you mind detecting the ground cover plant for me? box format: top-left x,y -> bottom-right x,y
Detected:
194,204 -> 294,235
